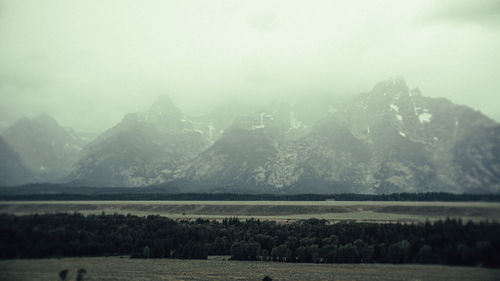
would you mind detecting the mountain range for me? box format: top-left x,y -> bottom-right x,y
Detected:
0,136 -> 36,186
1,114 -> 88,183
1,77 -> 499,193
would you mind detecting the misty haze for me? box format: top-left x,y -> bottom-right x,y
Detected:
0,1 -> 499,281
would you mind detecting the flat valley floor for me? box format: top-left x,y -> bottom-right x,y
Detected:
1,200 -> 499,223
1,201 -> 500,280
1,257 -> 499,281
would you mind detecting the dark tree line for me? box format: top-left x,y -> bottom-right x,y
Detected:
1,192 -> 499,201
0,213 -> 499,267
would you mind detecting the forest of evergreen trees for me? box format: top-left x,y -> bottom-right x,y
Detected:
1,213 -> 499,267
1,192 -> 499,201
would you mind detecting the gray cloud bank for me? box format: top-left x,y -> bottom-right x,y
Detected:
0,0 -> 499,132
424,0 -> 500,25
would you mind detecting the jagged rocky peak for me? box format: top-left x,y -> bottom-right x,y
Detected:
69,95 -> 210,187
8,113 -> 77,141
146,95 -> 183,122
409,87 -> 422,97
9,114 -> 63,136
351,76 -> 412,112
1,113 -> 85,182
10,115 -> 50,132
371,76 -> 409,97
32,113 -> 60,127
142,94 -> 194,133
122,112 -> 142,123
4,113 -> 76,144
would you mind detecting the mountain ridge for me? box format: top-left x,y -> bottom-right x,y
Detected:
163,77 -> 499,193
1,77 -> 498,193
1,113 -> 88,183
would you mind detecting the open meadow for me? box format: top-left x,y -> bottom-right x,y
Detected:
1,257 -> 499,281
0,200 -> 499,223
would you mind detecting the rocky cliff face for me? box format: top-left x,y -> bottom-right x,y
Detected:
14,77 -> 496,193
452,125 -> 500,193
170,96 -> 343,191
167,77 -> 499,193
338,77 -> 498,193
69,95 -> 208,187
2,114 -> 86,182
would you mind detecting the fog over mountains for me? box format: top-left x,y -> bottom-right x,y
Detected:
2,114 -> 88,182
1,77 -> 498,193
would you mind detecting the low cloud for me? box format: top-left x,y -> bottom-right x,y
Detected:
0,1 -> 499,132
423,0 -> 500,26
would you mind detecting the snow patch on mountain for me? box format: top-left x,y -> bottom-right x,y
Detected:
289,111 -> 305,130
251,113 -> 266,130
390,104 -> 400,113
419,112 -> 432,123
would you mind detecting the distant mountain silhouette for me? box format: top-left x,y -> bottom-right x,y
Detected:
1,114 -> 87,183
0,136 -> 36,186
2,78 -> 498,193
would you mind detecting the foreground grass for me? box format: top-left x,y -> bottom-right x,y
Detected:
0,201 -> 499,223
0,257 -> 499,281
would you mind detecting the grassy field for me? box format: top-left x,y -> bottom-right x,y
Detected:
0,201 -> 499,223
1,257 -> 499,281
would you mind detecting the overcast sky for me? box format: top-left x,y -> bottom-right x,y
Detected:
1,0 -> 499,132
